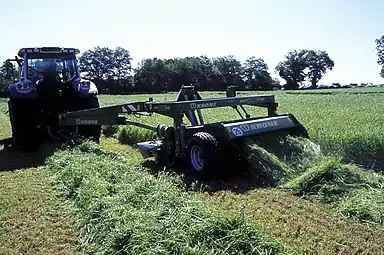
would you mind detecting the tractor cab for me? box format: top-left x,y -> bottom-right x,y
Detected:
18,47 -> 81,85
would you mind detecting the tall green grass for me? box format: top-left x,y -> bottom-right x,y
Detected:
282,156 -> 384,225
43,141 -> 289,254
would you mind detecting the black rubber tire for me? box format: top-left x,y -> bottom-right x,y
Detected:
75,96 -> 102,143
186,132 -> 219,180
8,99 -> 40,152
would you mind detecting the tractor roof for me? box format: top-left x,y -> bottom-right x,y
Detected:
17,47 -> 80,58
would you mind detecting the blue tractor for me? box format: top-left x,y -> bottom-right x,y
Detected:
6,47 -> 101,151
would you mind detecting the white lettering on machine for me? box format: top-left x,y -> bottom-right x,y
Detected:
76,119 -> 98,125
238,120 -> 279,131
190,102 -> 217,109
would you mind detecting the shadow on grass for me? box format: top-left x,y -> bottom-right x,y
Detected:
320,141 -> 384,173
141,160 -> 271,194
0,138 -> 59,172
343,148 -> 384,173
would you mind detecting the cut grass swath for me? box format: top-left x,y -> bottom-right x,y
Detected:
43,141 -> 290,255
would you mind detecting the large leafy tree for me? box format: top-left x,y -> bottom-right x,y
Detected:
77,46 -> 133,94
78,46 -> 132,80
306,50 -> 334,87
243,57 -> 274,90
212,55 -> 244,90
0,61 -> 17,80
275,49 -> 334,89
0,61 -> 18,96
112,46 -> 133,80
133,58 -> 169,93
275,50 -> 309,90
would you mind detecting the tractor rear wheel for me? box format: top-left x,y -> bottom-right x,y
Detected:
8,99 -> 40,152
186,132 -> 219,179
75,96 -> 101,143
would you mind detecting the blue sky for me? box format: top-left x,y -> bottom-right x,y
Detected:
0,0 -> 383,85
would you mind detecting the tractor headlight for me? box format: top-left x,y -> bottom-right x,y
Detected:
15,82 -> 33,93
79,81 -> 90,90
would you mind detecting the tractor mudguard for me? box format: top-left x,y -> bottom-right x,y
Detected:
72,78 -> 98,97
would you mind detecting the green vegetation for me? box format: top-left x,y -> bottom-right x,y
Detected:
0,168 -> 81,255
1,88 -> 384,254
43,141 -> 287,254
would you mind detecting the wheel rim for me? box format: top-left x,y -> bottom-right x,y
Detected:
190,145 -> 204,171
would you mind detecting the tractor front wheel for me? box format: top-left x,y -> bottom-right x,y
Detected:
186,132 -> 219,179
8,99 -> 40,152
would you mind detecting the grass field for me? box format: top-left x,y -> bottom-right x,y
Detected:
1,87 -> 384,254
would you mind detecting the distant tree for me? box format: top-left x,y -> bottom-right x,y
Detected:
78,46 -> 133,94
78,46 -> 114,80
375,35 -> 384,78
212,55 -> 244,90
134,56 -> 247,92
198,55 -> 216,90
112,46 -> 132,80
243,57 -> 274,90
0,61 -> 17,80
0,61 -> 18,97
275,50 -> 309,90
275,49 -> 334,89
133,58 -> 169,93
305,50 -> 334,87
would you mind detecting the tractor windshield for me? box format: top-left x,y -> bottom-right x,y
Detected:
26,54 -> 78,83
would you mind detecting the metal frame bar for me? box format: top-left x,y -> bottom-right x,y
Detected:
58,89 -> 278,127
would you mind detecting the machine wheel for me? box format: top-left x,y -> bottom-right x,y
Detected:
186,132 -> 219,179
8,99 -> 40,152
76,96 -> 101,143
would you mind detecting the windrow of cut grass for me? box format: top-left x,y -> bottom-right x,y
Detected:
43,141 -> 292,255
237,134 -> 384,225
282,156 -> 384,224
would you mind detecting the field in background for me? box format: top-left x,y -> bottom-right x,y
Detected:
1,87 -> 384,254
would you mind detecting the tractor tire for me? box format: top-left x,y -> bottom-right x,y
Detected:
186,132 -> 219,180
8,99 -> 40,152
75,96 -> 101,143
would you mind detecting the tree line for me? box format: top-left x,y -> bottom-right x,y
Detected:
73,46 -> 336,94
0,34 -> 383,96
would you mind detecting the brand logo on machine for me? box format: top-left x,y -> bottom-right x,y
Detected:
232,127 -> 244,137
240,99 -> 250,104
238,120 -> 279,132
190,102 -> 217,109
154,105 -> 171,111
76,119 -> 98,125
